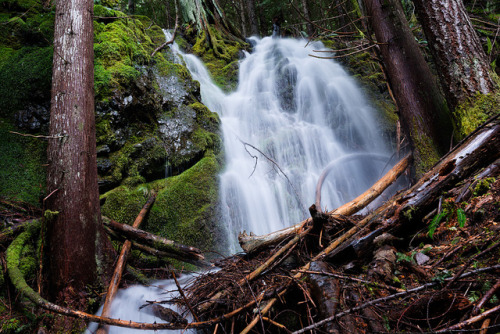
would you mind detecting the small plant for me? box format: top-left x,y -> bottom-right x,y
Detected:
428,211 -> 447,238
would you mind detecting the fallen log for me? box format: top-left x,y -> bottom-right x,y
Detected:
102,217 -> 204,261
241,116 -> 500,333
315,152 -> 391,210
97,194 -> 156,334
239,153 -> 411,254
103,226 -> 210,267
5,228 -> 267,330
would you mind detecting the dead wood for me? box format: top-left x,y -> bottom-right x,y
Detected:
97,194 -> 156,334
291,265 -> 500,334
103,225 -> 209,267
472,278 -> 500,316
239,153 -> 411,254
102,217 -> 204,261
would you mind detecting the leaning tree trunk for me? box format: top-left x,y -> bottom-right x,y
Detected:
412,0 -> 497,139
45,0 -> 110,323
363,0 -> 453,178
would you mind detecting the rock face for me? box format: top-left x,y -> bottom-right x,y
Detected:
0,3 -> 227,255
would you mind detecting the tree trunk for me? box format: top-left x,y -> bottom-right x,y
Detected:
128,0 -> 135,14
238,0 -> 248,37
363,0 -> 453,177
412,0 -> 497,139
45,0 -> 109,316
301,0 -> 314,36
246,0 -> 259,36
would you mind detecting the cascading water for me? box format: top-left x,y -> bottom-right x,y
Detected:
176,35 -> 391,251
88,34 -> 392,333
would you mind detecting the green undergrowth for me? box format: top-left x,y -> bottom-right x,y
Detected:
101,151 -> 225,257
0,120 -> 46,205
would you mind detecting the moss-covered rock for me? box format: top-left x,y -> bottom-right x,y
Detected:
101,151 -> 226,255
187,25 -> 247,91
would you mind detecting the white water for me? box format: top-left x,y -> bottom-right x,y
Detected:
177,36 -> 390,251
88,34 -> 392,333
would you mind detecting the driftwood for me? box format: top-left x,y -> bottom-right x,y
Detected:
97,194 -> 156,334
239,153 -> 411,254
102,217 -> 204,261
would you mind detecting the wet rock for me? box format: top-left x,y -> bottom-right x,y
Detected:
15,103 -> 50,132
151,304 -> 188,324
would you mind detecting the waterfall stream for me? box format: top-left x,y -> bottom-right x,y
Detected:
178,36 -> 390,251
88,34 -> 392,333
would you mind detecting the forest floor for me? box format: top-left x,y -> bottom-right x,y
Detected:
0,142 -> 499,333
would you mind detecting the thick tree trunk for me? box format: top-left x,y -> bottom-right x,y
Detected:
363,0 -> 453,177
45,0 -> 109,313
412,0 -> 497,138
246,0 -> 259,36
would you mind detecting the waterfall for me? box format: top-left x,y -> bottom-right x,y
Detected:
88,34 -> 392,333
176,35 -> 390,251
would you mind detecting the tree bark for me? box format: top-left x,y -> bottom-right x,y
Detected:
238,0 -> 248,37
102,217 -> 205,261
412,0 -> 497,138
45,0 -> 110,313
363,0 -> 453,177
128,0 -> 134,14
301,0 -> 314,36
246,0 -> 259,36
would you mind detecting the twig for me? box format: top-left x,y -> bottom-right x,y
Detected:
150,0 -> 178,58
172,270 -> 200,322
310,43 -> 377,59
245,278 -> 265,333
293,270 -> 404,293
242,140 -> 307,216
8,131 -> 65,139
435,304 -> 500,333
291,264 -> 500,334
445,240 -> 500,289
472,278 -> 500,316
262,317 -> 291,332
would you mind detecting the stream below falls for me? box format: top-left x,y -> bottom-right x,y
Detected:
87,34 -> 393,333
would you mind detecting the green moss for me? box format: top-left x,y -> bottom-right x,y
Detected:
191,26 -> 246,91
412,122 -> 441,178
0,46 -> 53,117
474,177 -> 496,197
102,152 -> 225,255
454,92 -> 500,140
0,120 -> 46,206
93,10 -> 163,101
